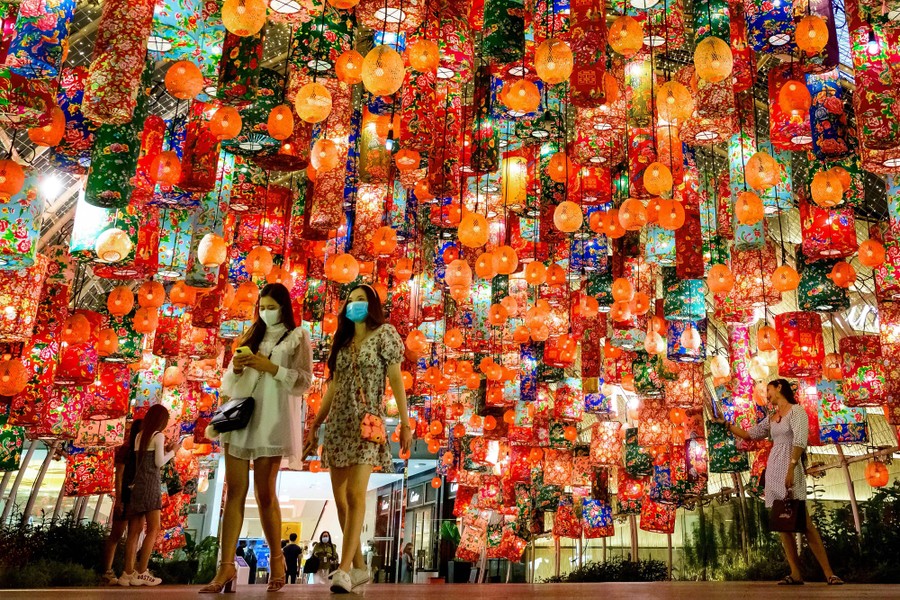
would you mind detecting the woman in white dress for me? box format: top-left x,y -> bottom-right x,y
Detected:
201,283 -> 313,594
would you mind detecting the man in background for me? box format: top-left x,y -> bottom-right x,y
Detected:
283,533 -> 303,584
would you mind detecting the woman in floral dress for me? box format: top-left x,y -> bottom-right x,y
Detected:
304,284 -> 411,594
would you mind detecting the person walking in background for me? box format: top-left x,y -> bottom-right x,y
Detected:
236,540 -> 246,559
312,531 -> 339,584
118,405 -> 177,587
100,419 -> 142,585
283,533 -> 303,584
246,542 -> 258,584
200,283 -> 314,594
400,542 -> 415,583
721,379 -> 843,586
303,284 -> 412,593
302,545 -> 319,584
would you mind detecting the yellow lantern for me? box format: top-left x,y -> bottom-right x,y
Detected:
294,82 -> 332,124
535,38 -> 574,85
222,0 -> 268,37
501,156 -> 527,207
656,81 -> 694,123
95,228 -> 133,263
643,162 -> 672,196
609,16 -> 643,57
693,36 -> 733,83
362,45 -> 406,97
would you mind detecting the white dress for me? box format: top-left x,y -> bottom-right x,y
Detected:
748,404 -> 809,508
218,323 -> 313,469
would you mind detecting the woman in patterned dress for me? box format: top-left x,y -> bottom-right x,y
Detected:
725,379 -> 842,586
304,284 -> 412,594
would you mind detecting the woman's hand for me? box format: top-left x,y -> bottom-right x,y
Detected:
784,471 -> 794,493
165,437 -> 180,453
243,353 -> 279,376
303,429 -> 320,459
399,424 -> 412,456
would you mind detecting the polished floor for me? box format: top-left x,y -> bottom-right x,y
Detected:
3,582 -> 898,599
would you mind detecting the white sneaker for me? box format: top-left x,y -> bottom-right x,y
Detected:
350,567 -> 370,590
131,570 -> 162,586
330,569 -> 353,594
117,571 -> 134,587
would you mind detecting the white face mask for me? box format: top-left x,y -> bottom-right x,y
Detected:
322,537 -> 330,543
260,308 -> 281,327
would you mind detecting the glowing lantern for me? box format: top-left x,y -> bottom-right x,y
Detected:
372,227 -> 398,256
474,252 -> 498,279
612,278 -> 634,303
810,170 -> 843,208
92,227 -> 133,264
333,49 -> 364,85
62,313 -> 91,344
97,328 -> 119,356
107,286 -> 135,316
609,301 -> 632,322
163,365 -> 185,387
644,163 -> 672,196
775,311 -> 825,378
553,201 -> 583,233
772,265 -> 800,292
445,260 -> 473,287
294,82 -> 332,124
395,258 -> 414,280
488,304 -> 508,326
707,264 -> 734,293
244,246 -> 273,277
267,105 -> 294,141
407,39 -> 439,72
209,107 -> 242,140
546,263 -> 566,285
169,281 -> 196,306
137,281 -> 165,308
444,328 -> 463,349
547,152 -> 573,184
710,354 -> 730,379
535,39 -> 574,85
501,80 -> 540,114
311,139 -> 340,171
149,151 -> 182,185
331,253 -> 360,284
657,200 -> 685,231
164,61 -> 203,100
735,191 -> 764,225
609,16 -> 643,57
680,324 -> 702,351
757,325 -> 778,352
362,45 -> 405,97
656,81 -> 694,124
840,335 -> 887,407
796,16 -> 828,56
823,353 -> 842,380
777,80 -> 811,116
644,330 -> 665,355
406,330 -> 428,355
394,149 -> 420,172
524,262 -> 547,286
458,213 -> 489,248
859,240 -> 885,268
745,151 -> 781,191
828,262 -> 856,289
865,460 -> 890,488
0,160 -> 26,199
0,359 -> 27,396
222,0 -> 268,37
133,307 -> 159,333
495,245 -> 518,275
234,281 -> 260,308
197,234 -> 227,268
28,106 -> 66,147
694,37 -> 733,83
618,198 -> 647,231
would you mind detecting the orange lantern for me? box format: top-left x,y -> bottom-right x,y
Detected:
494,245 -> 518,275
169,281 -> 196,306
335,49 -> 364,85
331,253 -> 360,284
693,36 -> 733,83
772,265 -> 800,292
246,246 -> 274,277
235,280 -> 259,308
553,201 -> 583,232
778,80 -> 812,116
394,257 -> 414,280
757,325 -> 778,352
267,105 -> 295,141
631,292 -> 651,315
394,148 -> 420,172
535,38 -> 574,85
150,151 -> 182,185
611,277 -> 634,302
107,286 -> 135,316
745,151 -> 781,192
62,313 -> 91,344
657,199 -> 685,230
609,300 -> 631,322
361,45 -> 406,97
644,162 -> 673,196
865,460 -> 890,488
97,328 -> 119,357
618,198 -> 647,231
295,82 -> 332,123
547,152 -> 573,183
859,240 -> 885,268
133,307 -> 159,334
546,263 -> 566,285
475,252 -> 498,279
811,170 -> 843,208
444,328 -> 463,349
445,259 -> 472,287
488,303 -> 508,326
164,60 -> 203,99
371,226 -> 398,255
796,15 -> 829,55
524,262 -> 547,286
0,358 -> 27,396
311,139 -> 340,171
197,233 -> 228,267
828,262 -> 856,288
0,159 -> 25,199
137,280 -> 165,308
163,365 -> 185,387
406,330 -> 428,355
823,352 -> 843,380
501,79 -> 540,114
656,81 -> 694,124
458,213 -> 489,248
222,0 -> 267,36
209,106 -> 242,140
707,264 -> 734,293
608,16 -> 643,57
735,191 -> 765,225
28,106 -> 65,146
407,39 -> 440,72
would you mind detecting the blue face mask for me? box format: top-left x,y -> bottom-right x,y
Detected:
346,301 -> 369,323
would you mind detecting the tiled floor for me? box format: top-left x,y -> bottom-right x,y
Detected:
4,582 -> 898,599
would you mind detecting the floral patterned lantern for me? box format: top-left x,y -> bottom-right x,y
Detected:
82,361 -> 130,421
50,67 -> 98,174
56,309 -> 101,385
839,335 -> 888,407
743,0 -> 796,54
714,243 -> 780,321
0,412 -> 25,472
64,445 -> 115,496
799,199 -> 857,261
74,417 -> 126,449
616,468 -> 646,514
217,31 -> 263,106
178,102 -> 221,193
662,268 -> 705,322
0,67 -> 54,128
357,0 -> 425,33
153,304 -> 189,358
4,0 -> 76,79
639,495 -> 677,534
664,362 -> 704,410
0,253 -> 48,341
34,385 -> 86,439
637,396 -> 670,448
775,311 -> 825,378
667,319 -> 706,363
590,420 -> 622,466
0,170 -> 44,270
806,68 -> 850,160
768,63 -> 812,150
814,379 -> 869,444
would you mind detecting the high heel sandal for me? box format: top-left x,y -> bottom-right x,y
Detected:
199,562 -> 237,594
267,553 -> 286,592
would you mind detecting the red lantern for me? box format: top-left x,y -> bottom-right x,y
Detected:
775,312 -> 825,378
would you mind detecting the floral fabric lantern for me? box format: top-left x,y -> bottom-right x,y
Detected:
796,379 -> 823,447
839,335 -> 888,407
640,495 -> 677,534
50,67 -> 98,174
34,385 -> 86,439
743,0 -> 796,54
153,305 -> 189,358
552,494 -> 583,539
616,468 -> 646,514
581,498 -> 614,538
768,63 -> 812,150
590,421 -> 622,466
64,445 -> 115,496
0,68 -> 54,128
814,379 -> 868,444
775,312 -> 825,378
714,243 -> 780,321
178,102 -> 221,193
56,310 -> 101,385
806,68 -> 850,160
637,396 -> 670,448
4,0 -> 76,78
81,0 -> 155,125
130,355 -> 165,408
706,419 -> 749,473
74,417 -> 126,448
799,200 -> 857,261
667,319 -> 706,363
797,253 -> 850,313
220,69 -> 281,157
92,208 -> 161,280
664,362 -> 704,410
0,171 -> 44,270
663,269 -> 705,322
0,253 -> 47,341
217,31 -> 263,105
0,413 -> 25,471
83,362 -> 130,421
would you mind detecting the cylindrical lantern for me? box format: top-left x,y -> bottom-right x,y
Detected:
83,362 -> 130,420
217,31 -> 264,105
4,0 -> 76,79
667,319 -> 706,363
51,66 -> 98,175
178,101 -> 221,192
0,254 -> 48,341
64,447 -> 115,496
799,199 -> 857,261
806,68 -> 850,160
0,171 -> 44,270
775,311 -> 825,378
839,335 -> 888,407
797,253 -> 850,313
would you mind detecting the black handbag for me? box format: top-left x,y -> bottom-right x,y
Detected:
210,331 -> 290,433
769,493 -> 807,533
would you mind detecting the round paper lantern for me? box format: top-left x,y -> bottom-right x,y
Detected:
95,228 -> 134,263
395,258 -> 414,280
407,39 -> 440,72
362,45 -> 405,97
107,286 -> 135,316
475,252 -> 498,279
63,313 -> 91,344
828,262 -> 856,288
859,240 -> 885,268
657,199 -> 685,231
609,16 -> 643,58
266,266 -> 294,289
444,328 -> 463,349
757,325 -> 778,352
553,201 -> 583,233
294,82 -> 333,124
707,264 -> 734,293
445,259 -> 472,287
133,307 -> 159,333
632,292 -> 651,315
644,330 -> 665,354
656,81 -> 694,123
406,330 -> 428,355
524,262 -> 547,286
547,152 -> 573,183
811,171 -> 843,208
331,253 -> 360,284
488,303 -> 508,326
458,213 -> 489,248
267,105 -> 295,141
535,38 -> 574,85
137,281 -> 165,308
311,139 -> 340,171
235,280 -> 260,307
865,460 -> 890,488
335,49 -> 364,85
149,151 -> 182,185
736,191 -> 765,225
222,0 -> 268,36
197,233 -> 227,267
0,160 -> 25,199
502,79 -> 540,114
246,246 -> 274,277
710,354 -> 730,379
745,151 -> 781,192
612,278 -> 634,302
0,359 -> 27,396
164,61 -> 204,100
796,15 -> 829,55
394,149 -> 420,172
694,37 -> 733,83
97,328 -> 119,357
772,265 -> 800,292
27,106 -> 66,147
823,352 -> 842,380
495,245 -> 518,275
618,198 -> 647,231
644,162 -> 673,196
209,107 -> 242,140
163,365 -> 185,387
372,226 -> 398,256
169,281 -> 196,306
778,80 -> 812,116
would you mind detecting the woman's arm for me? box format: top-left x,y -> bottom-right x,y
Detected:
303,381 -> 336,457
726,417 -> 769,441
154,432 -> 175,468
271,329 -> 314,394
387,362 -> 412,453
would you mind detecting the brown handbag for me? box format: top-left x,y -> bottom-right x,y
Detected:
769,492 -> 806,533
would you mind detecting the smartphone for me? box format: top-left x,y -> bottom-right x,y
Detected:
234,346 -> 252,357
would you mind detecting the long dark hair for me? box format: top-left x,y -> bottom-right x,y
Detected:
769,378 -> 798,404
239,283 -> 297,354
139,404 -> 170,453
325,284 -> 386,378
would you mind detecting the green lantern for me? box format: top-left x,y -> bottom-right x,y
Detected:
798,252 -> 849,312
663,267 -> 706,321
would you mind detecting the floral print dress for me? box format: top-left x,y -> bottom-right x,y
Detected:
322,324 -> 404,473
